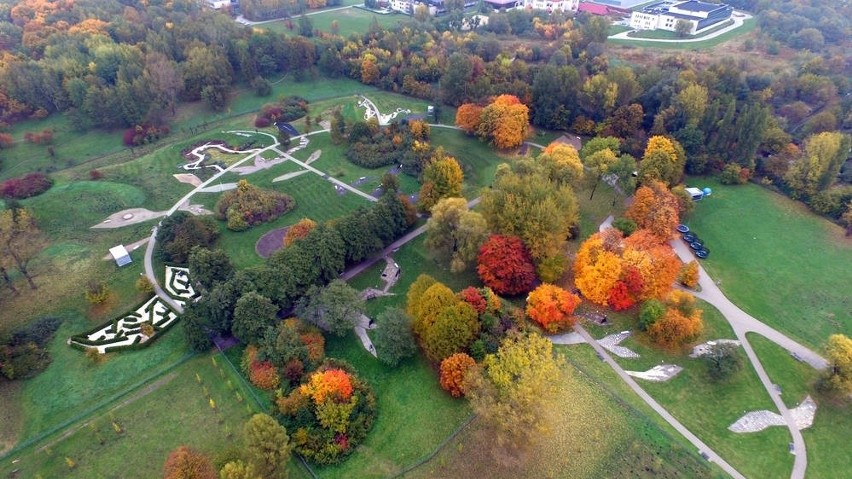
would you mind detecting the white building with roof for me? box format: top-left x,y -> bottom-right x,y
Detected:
629,1 -> 733,35
523,0 -> 580,12
109,245 -> 132,267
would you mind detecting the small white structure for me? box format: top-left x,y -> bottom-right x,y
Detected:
109,245 -> 132,267
685,187 -> 705,201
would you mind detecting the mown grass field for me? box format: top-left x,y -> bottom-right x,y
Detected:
608,17 -> 756,50
260,8 -> 410,38
748,334 -> 851,479
684,178 -> 851,350
0,353 -> 309,479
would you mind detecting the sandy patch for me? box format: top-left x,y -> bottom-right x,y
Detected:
305,149 -> 322,164
173,173 -> 202,187
728,396 -> 817,433
272,170 -> 310,182
198,183 -> 237,193
255,227 -> 289,258
91,208 -> 166,229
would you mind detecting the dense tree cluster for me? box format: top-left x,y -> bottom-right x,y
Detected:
0,172 -> 52,199
345,119 -> 431,173
0,206 -> 46,290
156,211 -> 220,264
0,316 -> 61,380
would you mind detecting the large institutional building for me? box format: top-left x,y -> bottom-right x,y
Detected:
629,1 -> 733,35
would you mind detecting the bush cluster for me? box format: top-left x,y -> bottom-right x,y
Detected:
0,172 -> 53,199
122,124 -> 170,147
254,96 -> 309,128
23,128 -> 53,145
1,317 -> 62,380
214,180 -> 295,231
345,119 -> 432,175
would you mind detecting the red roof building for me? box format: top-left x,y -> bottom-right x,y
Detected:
578,2 -> 611,15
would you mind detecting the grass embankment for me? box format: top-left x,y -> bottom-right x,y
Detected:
0,353 -> 310,479
748,334 -> 851,479
684,178 -> 851,350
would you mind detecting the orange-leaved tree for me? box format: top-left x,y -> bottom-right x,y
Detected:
162,446 -> 217,479
477,94 -> 529,150
625,180 -> 680,243
284,218 -> 317,246
647,290 -> 703,348
300,369 -> 354,404
477,234 -> 537,296
573,232 -> 623,306
679,260 -> 700,289
455,103 -> 483,134
526,283 -> 581,332
439,352 -> 477,397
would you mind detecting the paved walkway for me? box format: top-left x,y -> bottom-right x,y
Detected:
574,325 -> 746,479
608,11 -> 753,43
272,145 -> 378,202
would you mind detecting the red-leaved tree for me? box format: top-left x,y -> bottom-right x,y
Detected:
162,446 -> 216,479
477,234 -> 537,296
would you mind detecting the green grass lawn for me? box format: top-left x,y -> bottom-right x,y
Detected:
748,334 -> 851,479
684,178 -> 851,350
626,19 -> 735,40
261,9 -> 410,38
582,301 -> 794,479
0,353 -> 308,479
429,127 -> 508,197
201,172 -> 372,269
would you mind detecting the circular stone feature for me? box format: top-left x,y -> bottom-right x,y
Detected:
255,227 -> 290,259
122,213 -> 134,220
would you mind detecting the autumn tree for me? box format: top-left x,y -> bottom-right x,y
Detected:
406,274 -> 437,320
583,147 -> 619,200
785,132 -> 852,199
525,284 -> 581,332
162,446 -> 216,479
373,307 -> 417,367
647,291 -> 703,348
819,334 -> 852,395
480,159 -> 579,274
219,461 -> 261,479
477,235 -> 537,296
465,333 -> 563,452
638,136 -> 686,187
679,260 -> 700,289
625,181 -> 680,243
418,149 -> 463,212
421,301 -> 480,362
476,94 -> 529,150
425,197 -> 489,273
674,83 -> 708,128
439,353 -> 476,397
537,143 -> 584,187
455,103 -> 483,134
283,218 -> 317,246
188,247 -> 234,290
409,281 -> 458,337
0,207 -> 45,290
244,414 -> 291,479
573,232 -> 623,306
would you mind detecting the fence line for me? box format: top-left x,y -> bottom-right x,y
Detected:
391,413 -> 477,479
0,351 -> 196,461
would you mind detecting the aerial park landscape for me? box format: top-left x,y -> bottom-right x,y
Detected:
0,0 -> 849,478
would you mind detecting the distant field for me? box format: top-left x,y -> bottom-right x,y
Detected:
260,8 -> 410,38
684,178 -> 851,349
608,17 -> 756,50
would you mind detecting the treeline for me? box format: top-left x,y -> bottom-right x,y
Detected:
240,0 -> 343,21
725,0 -> 851,52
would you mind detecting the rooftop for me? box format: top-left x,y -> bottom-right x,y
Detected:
673,0 -> 726,12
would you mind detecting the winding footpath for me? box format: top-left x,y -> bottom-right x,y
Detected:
608,11 -> 753,44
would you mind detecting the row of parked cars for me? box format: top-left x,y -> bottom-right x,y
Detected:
676,224 -> 710,259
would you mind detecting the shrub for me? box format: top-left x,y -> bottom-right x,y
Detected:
214,180 -> 295,231
703,343 -> 743,381
9,316 -> 62,347
0,133 -> 14,148
85,281 -> 111,305
249,360 -> 281,390
439,353 -> 476,397
122,124 -> 169,147
136,276 -> 155,294
719,164 -> 748,185
0,172 -> 53,199
24,128 -> 53,145
89,169 -> 103,180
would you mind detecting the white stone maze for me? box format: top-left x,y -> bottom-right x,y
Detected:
728,396 -> 817,433
165,266 -> 198,305
625,364 -> 684,382
70,267 -> 198,354
69,296 -> 178,353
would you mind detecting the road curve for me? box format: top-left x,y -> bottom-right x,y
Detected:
573,325 -> 747,479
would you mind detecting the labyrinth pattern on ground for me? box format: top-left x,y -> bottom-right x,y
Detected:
69,296 -> 179,354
